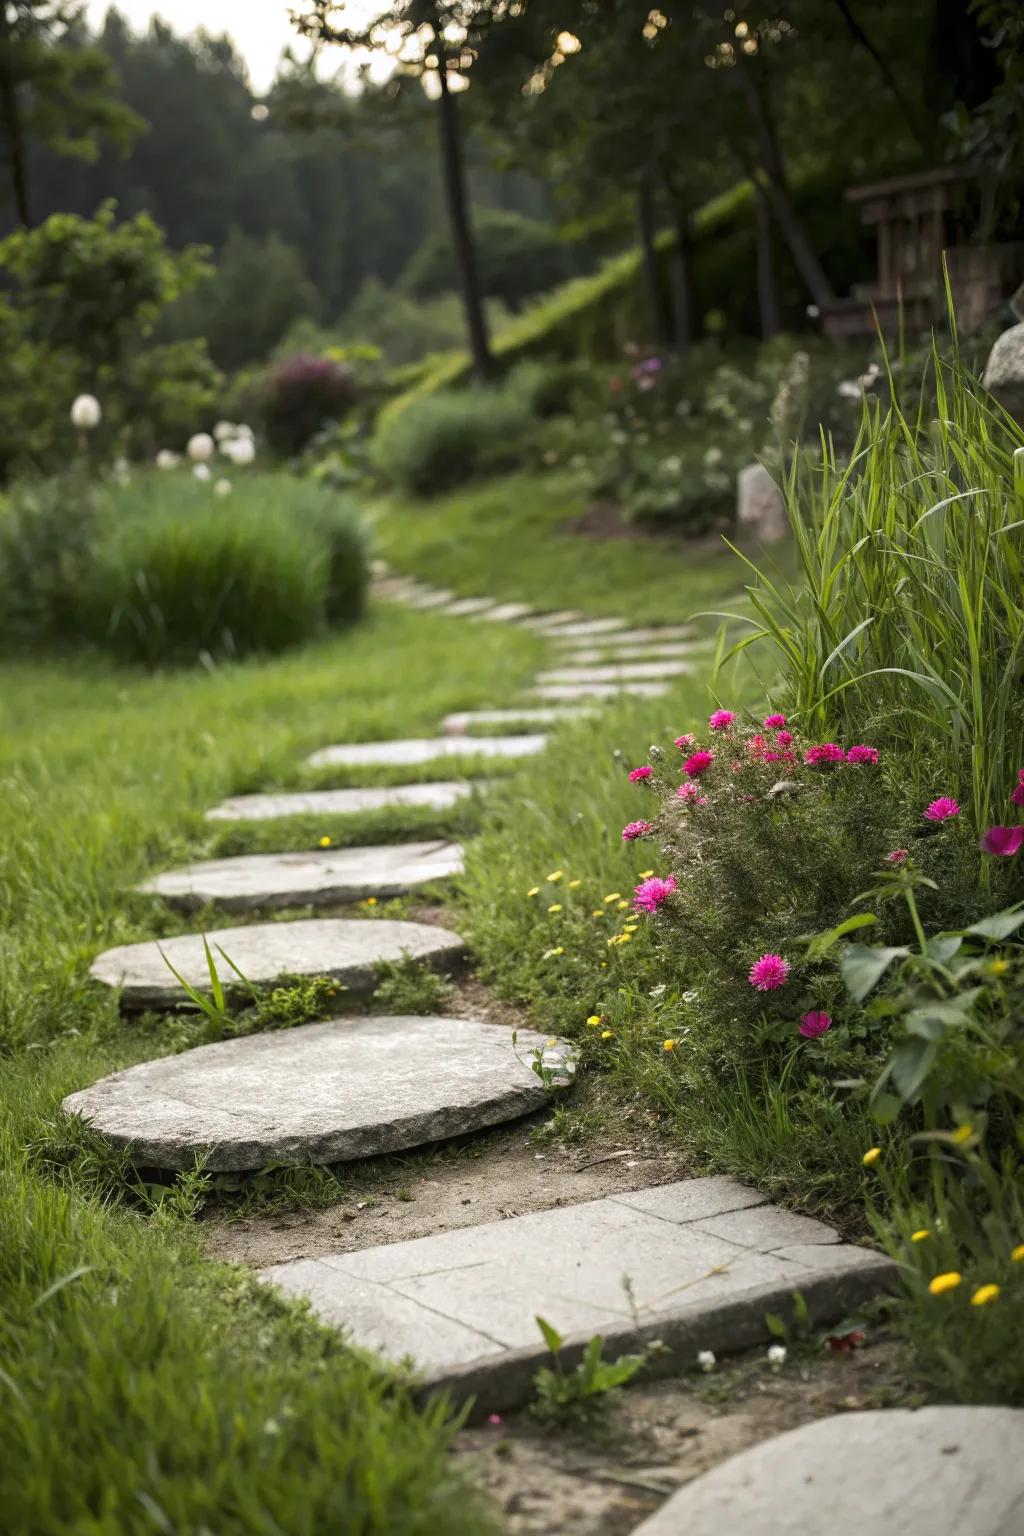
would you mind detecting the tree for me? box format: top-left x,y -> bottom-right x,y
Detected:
0,1 -> 141,225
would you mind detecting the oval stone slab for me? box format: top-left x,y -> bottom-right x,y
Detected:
307,734 -> 547,769
206,781 -> 479,823
62,1015 -> 558,1170
139,840 -> 464,913
90,918 -> 465,1010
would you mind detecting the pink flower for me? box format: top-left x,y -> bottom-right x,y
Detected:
684,750 -> 714,778
633,875 -> 677,913
886,849 -> 909,865
677,782 -> 700,801
1018,767 -> 1024,784
763,751 -> 785,763
804,743 -> 845,766
708,709 -> 735,731
846,745 -> 879,765
629,765 -> 653,783
775,730 -> 794,747
731,761 -> 744,774
799,1011 -> 832,1039
764,713 -> 787,729
748,953 -> 790,991
487,1413 -> 503,1426
674,733 -> 695,750
747,734 -> 768,758
923,796 -> 960,822
980,825 -> 1024,857
622,819 -> 654,841
1011,784 -> 1024,807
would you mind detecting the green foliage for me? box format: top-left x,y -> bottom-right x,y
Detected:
338,278 -> 512,368
254,975 -> 347,1029
399,208 -> 591,310
531,1316 -> 646,1428
374,386 -> 532,497
373,958 -> 451,1015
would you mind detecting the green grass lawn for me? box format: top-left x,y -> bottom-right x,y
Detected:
0,600 -> 542,1535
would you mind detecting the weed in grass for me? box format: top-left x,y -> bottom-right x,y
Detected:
531,1315 -> 647,1430
373,957 -> 452,1014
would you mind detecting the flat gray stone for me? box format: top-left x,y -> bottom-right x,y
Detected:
307,735 -> 547,770
90,918 -> 465,1011
405,588 -> 455,609
139,840 -> 464,913
532,681 -> 671,701
560,641 -> 703,664
437,597 -> 497,617
536,617 -> 629,640
738,461 -> 789,543
205,781 -> 479,823
552,624 -> 694,646
261,1175 -> 893,1409
63,1015 -> 559,1171
537,660 -> 691,685
441,707 -> 592,734
477,602 -> 534,622
632,1407 -> 1024,1535
518,610 -> 586,630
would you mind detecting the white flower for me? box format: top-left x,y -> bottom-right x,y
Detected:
222,435 -> 255,467
111,456 -> 131,486
697,1350 -> 716,1372
837,380 -> 862,401
805,303 -> 821,319
661,455 -> 682,474
71,394 -> 102,430
187,432 -> 215,462
234,422 -> 254,439
193,462 -> 211,481
703,446 -> 724,468
214,478 -> 232,497
155,449 -> 181,470
213,420 -> 236,442
767,1343 -> 787,1366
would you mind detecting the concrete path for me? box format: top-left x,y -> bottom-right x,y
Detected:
261,1175 -> 892,1412
90,917 -> 465,1010
307,734 -> 547,770
138,840 -> 464,913
632,1407 -> 1024,1536
63,1015 -> 564,1171
205,781 -> 479,823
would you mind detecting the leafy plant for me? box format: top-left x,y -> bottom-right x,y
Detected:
373,387 -> 532,497
531,1315 -> 646,1427
261,352 -> 357,458
373,959 -> 450,1015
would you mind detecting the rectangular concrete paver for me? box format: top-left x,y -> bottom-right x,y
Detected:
261,1176 -> 893,1411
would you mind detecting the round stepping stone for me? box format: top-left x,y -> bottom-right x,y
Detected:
631,1407 -> 1024,1535
205,781 -> 479,823
532,681 -> 670,701
441,707 -> 592,734
62,1015 -> 560,1170
139,840 -> 464,913
537,660 -> 691,685
90,918 -> 465,1011
307,734 -> 547,770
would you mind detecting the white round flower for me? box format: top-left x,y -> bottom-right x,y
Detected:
703,446 -> 724,468
193,462 -> 211,482
697,1350 -> 716,1373
155,449 -> 181,470
214,478 -> 232,497
223,435 -> 255,467
213,420 -> 236,442
767,1343 -> 787,1366
111,456 -> 131,486
234,422 -> 254,439
70,394 -> 102,431
187,432 -> 215,462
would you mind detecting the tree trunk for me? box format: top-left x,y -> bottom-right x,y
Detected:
667,196 -> 695,352
754,184 -> 782,337
0,11 -> 31,225
436,63 -> 492,380
735,65 -> 835,309
636,178 -> 670,349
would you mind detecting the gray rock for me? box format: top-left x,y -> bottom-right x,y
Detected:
537,660 -> 691,685
534,617 -> 629,640
737,462 -> 789,543
532,681 -> 671,701
437,596 -> 497,617
552,625 -> 694,647
632,1407 -> 1024,1535
307,734 -> 547,770
404,588 -> 455,609
261,1175 -> 893,1410
90,917 -> 465,1010
139,840 -> 464,913
63,1015 -> 559,1170
477,602 -> 535,622
205,781 -> 479,823
559,641 -> 703,664
442,707 -> 591,733
983,321 -> 1024,417
518,610 -> 586,630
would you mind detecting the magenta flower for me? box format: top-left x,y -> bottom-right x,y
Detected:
684,750 -> 715,778
633,875 -> 677,913
846,745 -> 879,765
923,796 -> 960,822
1011,784 -> 1024,807
677,781 -> 700,801
748,953 -> 791,991
775,730 -> 794,747
980,825 -> 1024,857
708,709 -> 735,731
886,849 -> 909,865
798,1011 -> 832,1039
674,733 -> 695,750
804,743 -> 845,766
746,734 -> 768,758
629,765 -> 653,783
764,713 -> 787,729
622,819 -> 654,841
1018,767 -> 1024,784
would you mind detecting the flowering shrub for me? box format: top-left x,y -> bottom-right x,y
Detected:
261,352 -> 357,458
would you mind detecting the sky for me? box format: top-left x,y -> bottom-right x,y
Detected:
84,2 -> 386,94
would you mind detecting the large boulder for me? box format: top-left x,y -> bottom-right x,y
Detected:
737,462 -> 789,543
982,320 -> 1024,418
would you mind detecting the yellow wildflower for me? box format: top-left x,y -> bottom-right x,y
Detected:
542,946 -> 564,959
911,1229 -> 930,1243
601,1029 -> 613,1039
951,1124 -> 973,1145
640,869 -> 654,879
319,835 -> 332,848
989,958 -> 1010,976
364,897 -> 378,907
617,899 -> 630,911
862,1147 -> 881,1167
568,879 -> 582,889
527,886 -> 541,898
970,1284 -> 1000,1307
603,892 -> 621,903
586,1015 -> 602,1027
591,909 -> 605,918
547,869 -> 564,882
928,1271 -> 962,1296
1011,1243 -> 1024,1263
548,903 -> 563,914
663,1039 -> 676,1052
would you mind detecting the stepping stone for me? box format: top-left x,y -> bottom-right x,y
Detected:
537,660 -> 691,685
560,641 -> 703,664
139,840 -> 464,913
90,918 -> 465,1011
632,1407 -> 1024,1536
518,610 -> 586,631
372,577 -> 422,601
307,735 -> 547,770
437,597 -> 497,618
477,602 -> 534,623
205,781 -> 479,823
260,1175 -> 892,1410
63,1015 -> 564,1171
535,617 -> 629,640
552,624 -> 695,646
532,681 -> 671,702
441,706 -> 591,734
405,588 -> 455,610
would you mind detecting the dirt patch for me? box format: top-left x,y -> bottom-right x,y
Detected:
459,1333 -> 914,1535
